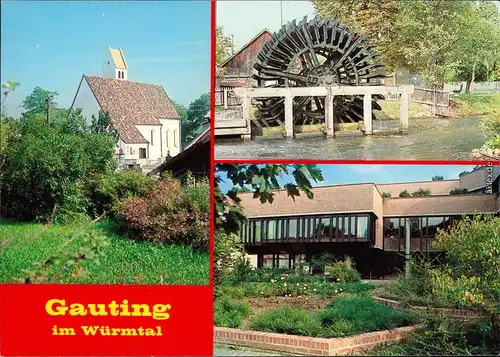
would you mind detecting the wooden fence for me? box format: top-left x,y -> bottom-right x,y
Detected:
411,87 -> 449,116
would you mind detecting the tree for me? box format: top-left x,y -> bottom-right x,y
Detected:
216,26 -> 232,66
382,192 -> 392,198
21,87 -> 58,118
399,190 -> 410,197
459,171 -> 470,177
453,1 -> 500,92
433,215 -> 500,340
182,93 -> 210,146
172,100 -> 188,142
90,110 -> 118,143
432,175 -> 444,181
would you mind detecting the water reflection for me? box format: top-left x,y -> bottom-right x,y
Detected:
215,117 -> 486,160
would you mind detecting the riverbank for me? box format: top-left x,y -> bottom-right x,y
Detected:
379,92 -> 500,120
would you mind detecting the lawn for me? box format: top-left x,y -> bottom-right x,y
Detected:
0,220 -> 209,285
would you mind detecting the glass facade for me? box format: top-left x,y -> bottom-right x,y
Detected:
239,213 -> 375,244
383,215 -> 465,252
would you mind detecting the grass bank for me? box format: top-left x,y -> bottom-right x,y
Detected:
379,92 -> 500,119
0,220 -> 209,285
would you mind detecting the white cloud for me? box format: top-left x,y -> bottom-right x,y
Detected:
217,0 -> 315,49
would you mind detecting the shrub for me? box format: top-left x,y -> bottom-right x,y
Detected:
214,298 -> 251,328
116,177 -> 209,251
0,116 -> 116,222
87,170 -> 154,217
249,307 -> 323,337
318,295 -> 416,336
412,188 -> 432,197
399,190 -> 411,197
325,257 -> 361,283
433,215 -> 500,340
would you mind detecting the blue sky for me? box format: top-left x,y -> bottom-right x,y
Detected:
217,164 -> 476,193
1,1 -> 210,118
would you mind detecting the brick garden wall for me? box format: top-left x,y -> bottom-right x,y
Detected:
372,296 -> 487,321
214,324 -> 425,356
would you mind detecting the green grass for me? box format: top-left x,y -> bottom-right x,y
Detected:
0,220 -> 209,285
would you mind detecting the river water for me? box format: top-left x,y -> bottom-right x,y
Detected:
215,116 -> 486,160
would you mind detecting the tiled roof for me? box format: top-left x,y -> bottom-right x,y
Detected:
109,48 -> 127,70
383,194 -> 498,216
84,75 -> 180,143
376,180 -> 460,197
239,184 -> 377,218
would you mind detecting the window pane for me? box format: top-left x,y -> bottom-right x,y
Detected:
289,219 -> 297,238
349,217 -> 356,237
338,217 -> 344,238
409,218 -> 421,238
262,221 -> 267,241
320,218 -> 330,238
263,255 -> 273,269
357,216 -> 368,239
331,217 -> 338,239
268,220 -> 276,240
278,254 -> 290,269
255,221 -> 261,242
427,217 -> 444,237
309,218 -> 314,238
277,220 -> 282,240
298,219 -> 303,239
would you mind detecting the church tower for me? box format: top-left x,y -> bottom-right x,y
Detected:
102,46 -> 128,80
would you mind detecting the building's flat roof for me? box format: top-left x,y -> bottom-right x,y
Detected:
238,180 -> 498,218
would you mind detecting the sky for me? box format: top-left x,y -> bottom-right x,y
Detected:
217,164 -> 476,193
217,0 -> 315,50
217,0 -> 500,55
1,1 -> 211,118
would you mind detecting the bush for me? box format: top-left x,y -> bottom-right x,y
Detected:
249,307 -> 323,337
317,295 -> 416,336
214,298 -> 251,328
116,177 -> 209,251
87,170 -> 154,217
0,116 -> 116,222
325,257 -> 361,283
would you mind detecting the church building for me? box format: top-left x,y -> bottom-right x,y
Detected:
69,47 -> 182,170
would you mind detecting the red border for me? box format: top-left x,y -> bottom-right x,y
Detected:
214,159 -> 500,165
210,0 -> 216,288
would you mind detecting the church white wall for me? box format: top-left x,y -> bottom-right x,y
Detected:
160,118 -> 181,157
71,78 -> 102,128
135,124 -> 163,161
102,50 -> 116,79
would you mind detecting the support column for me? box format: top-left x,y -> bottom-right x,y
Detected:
325,93 -> 335,137
284,92 -> 294,138
400,85 -> 410,132
242,88 -> 252,140
223,88 -> 228,109
404,218 -> 411,278
363,94 -> 373,135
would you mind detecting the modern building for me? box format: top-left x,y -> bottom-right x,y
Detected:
69,46 -> 182,170
237,166 -> 500,278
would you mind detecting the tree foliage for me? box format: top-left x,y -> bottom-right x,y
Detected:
21,87 -> 58,118
216,26 -> 232,67
432,175 -> 444,181
0,115 -> 117,222
173,93 -> 210,147
313,0 -> 401,69
433,215 -> 500,340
